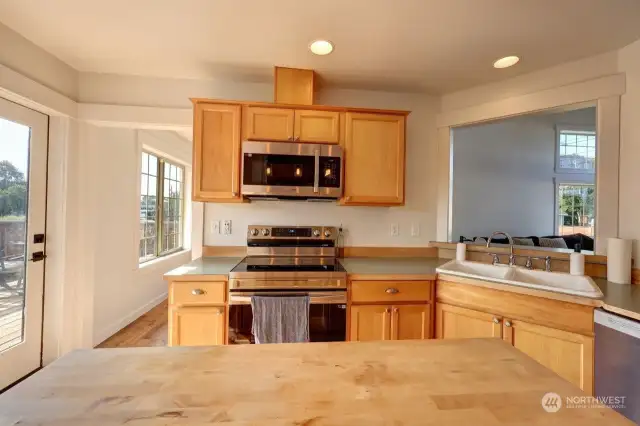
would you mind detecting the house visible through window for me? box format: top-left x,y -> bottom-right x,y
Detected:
556,128 -> 596,173
556,183 -> 595,237
140,152 -> 184,263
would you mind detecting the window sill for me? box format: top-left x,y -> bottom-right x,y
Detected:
138,249 -> 190,270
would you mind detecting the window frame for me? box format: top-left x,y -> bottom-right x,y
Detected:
553,178 -> 596,238
139,151 -> 185,264
554,124 -> 596,175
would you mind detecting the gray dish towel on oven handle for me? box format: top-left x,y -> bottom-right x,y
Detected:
251,295 -> 310,344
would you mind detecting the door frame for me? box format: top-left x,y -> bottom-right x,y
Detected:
0,97 -> 48,389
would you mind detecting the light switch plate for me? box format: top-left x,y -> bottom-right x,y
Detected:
212,220 -> 220,234
411,223 -> 420,237
223,220 -> 232,235
390,223 -> 399,237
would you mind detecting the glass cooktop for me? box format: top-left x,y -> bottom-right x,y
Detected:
231,257 -> 345,273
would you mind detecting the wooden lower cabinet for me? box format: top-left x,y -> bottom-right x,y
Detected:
435,302 -> 594,393
169,306 -> 226,347
350,305 -> 391,341
350,304 -> 430,342
504,319 -> 594,392
392,304 -> 431,340
435,303 -> 502,339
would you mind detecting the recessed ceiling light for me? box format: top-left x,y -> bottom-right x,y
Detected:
309,40 -> 334,56
493,56 -> 520,69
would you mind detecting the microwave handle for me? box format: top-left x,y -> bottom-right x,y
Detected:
313,149 -> 320,193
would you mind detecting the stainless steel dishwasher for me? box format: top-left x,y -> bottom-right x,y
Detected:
595,308 -> 640,423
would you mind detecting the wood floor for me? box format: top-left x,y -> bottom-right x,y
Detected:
97,299 -> 168,348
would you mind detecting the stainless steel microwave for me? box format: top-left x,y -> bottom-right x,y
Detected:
241,141 -> 343,200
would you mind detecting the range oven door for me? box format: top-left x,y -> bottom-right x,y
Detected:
228,291 -> 347,344
241,141 -> 342,199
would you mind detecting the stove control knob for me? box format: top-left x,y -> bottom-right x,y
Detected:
313,229 -> 321,237
261,228 -> 270,236
249,228 -> 259,237
324,230 -> 332,238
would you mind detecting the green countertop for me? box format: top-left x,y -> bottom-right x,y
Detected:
164,257 -> 243,277
594,278 -> 640,321
338,257 -> 450,276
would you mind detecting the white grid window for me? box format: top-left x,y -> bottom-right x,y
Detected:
139,152 -> 184,263
556,183 -> 595,237
556,128 -> 596,173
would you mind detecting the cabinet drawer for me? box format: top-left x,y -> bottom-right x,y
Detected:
170,281 -> 226,306
351,281 -> 432,303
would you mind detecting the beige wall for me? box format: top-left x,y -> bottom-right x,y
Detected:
0,22 -> 78,99
618,39 -> 640,258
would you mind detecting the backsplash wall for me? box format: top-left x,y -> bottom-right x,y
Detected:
204,89 -> 439,247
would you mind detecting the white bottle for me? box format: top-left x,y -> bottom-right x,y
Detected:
456,243 -> 466,262
570,244 -> 585,276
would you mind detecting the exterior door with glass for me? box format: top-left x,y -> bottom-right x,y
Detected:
0,98 -> 47,389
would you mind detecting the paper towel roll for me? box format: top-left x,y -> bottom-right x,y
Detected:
456,243 -> 466,262
569,252 -> 585,276
607,238 -> 632,284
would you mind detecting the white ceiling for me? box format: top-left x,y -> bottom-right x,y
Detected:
1,0 -> 640,94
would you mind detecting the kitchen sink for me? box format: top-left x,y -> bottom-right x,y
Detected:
436,260 -> 603,298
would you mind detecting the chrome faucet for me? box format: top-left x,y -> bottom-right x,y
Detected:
486,231 -> 516,266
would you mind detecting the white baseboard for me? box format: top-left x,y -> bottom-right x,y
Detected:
93,292 -> 167,347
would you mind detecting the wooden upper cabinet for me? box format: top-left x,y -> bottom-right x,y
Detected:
193,103 -> 242,201
244,107 -> 294,141
294,110 -> 340,144
342,112 -> 406,205
504,319 -> 594,393
435,303 -> 503,339
350,305 -> 391,342
391,304 -> 431,340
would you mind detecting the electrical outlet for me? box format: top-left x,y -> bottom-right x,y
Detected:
411,223 -> 420,237
223,220 -> 232,235
212,220 -> 220,234
390,223 -> 399,237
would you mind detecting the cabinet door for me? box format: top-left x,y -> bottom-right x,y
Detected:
169,306 -> 226,347
391,304 -> 431,340
294,110 -> 340,144
349,305 -> 391,341
435,303 -> 502,339
244,107 -> 294,141
504,319 -> 594,393
342,113 -> 405,205
193,103 -> 242,201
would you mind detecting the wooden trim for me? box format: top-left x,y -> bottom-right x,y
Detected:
191,98 -> 410,116
202,246 -> 247,257
339,247 -> 437,258
632,268 -> 640,285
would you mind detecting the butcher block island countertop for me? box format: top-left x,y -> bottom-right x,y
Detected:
0,340 -> 631,425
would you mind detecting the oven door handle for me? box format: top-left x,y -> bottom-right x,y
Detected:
229,291 -> 346,305
313,148 -> 320,194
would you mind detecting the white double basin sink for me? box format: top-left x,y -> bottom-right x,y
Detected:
436,260 -> 603,298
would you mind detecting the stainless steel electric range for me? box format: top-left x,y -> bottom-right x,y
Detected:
228,225 -> 347,344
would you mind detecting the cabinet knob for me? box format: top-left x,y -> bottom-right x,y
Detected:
385,288 -> 399,294
231,192 -> 238,197
393,308 -> 398,313
345,196 -> 351,202
504,320 -> 512,328
288,136 -> 294,141
385,308 -> 391,313
191,289 -> 205,296
492,317 -> 501,324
